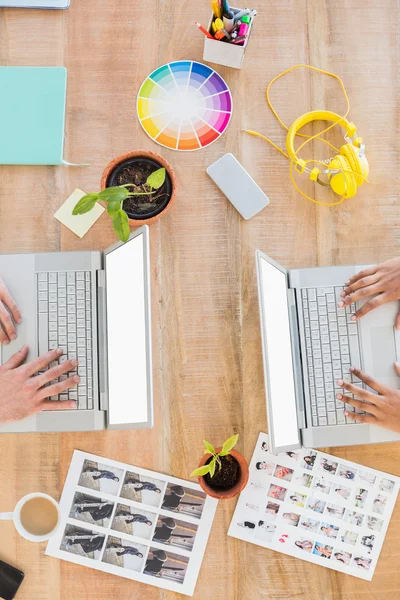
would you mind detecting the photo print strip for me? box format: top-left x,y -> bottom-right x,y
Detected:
228,433 -> 400,581
46,450 -> 218,596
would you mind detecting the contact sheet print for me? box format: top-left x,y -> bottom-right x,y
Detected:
46,451 -> 218,596
228,434 -> 399,581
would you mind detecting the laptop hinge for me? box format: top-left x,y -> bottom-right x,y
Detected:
287,288 -> 306,430
96,269 -> 108,411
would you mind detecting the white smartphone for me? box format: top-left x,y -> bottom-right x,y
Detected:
207,153 -> 270,220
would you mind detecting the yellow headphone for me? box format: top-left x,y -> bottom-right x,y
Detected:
245,65 -> 370,206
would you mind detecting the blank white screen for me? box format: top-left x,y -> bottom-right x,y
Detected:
106,234 -> 148,425
260,258 -> 299,448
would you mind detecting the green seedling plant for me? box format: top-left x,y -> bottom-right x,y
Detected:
72,167 -> 166,243
190,434 -> 239,478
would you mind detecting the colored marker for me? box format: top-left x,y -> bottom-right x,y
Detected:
238,15 -> 250,44
223,9 -> 235,32
195,21 -> 214,39
211,0 -> 222,18
233,7 -> 250,21
222,0 -> 230,12
214,29 -> 227,40
227,34 -> 247,44
214,17 -> 224,31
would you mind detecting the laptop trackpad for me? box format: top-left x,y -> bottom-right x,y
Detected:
370,327 -> 397,381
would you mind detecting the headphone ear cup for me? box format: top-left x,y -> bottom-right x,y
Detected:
340,144 -> 368,186
328,155 -> 357,198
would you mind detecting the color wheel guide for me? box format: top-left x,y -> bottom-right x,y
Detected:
137,61 -> 233,151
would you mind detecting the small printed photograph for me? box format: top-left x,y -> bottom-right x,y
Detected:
255,521 -> 276,543
319,457 -> 338,475
161,484 -> 206,519
367,515 -> 384,532
276,531 -> 291,545
111,504 -> 156,540
250,481 -> 267,491
344,510 -> 364,526
361,534 -> 376,554
60,524 -> 105,560
245,502 -> 260,512
274,464 -> 294,481
379,478 -> 395,494
255,461 -> 275,474
265,501 -> 280,518
152,516 -> 198,551
294,539 -> 314,553
353,555 -> 372,571
340,530 -> 358,546
299,517 -> 320,533
267,484 -> 287,502
78,459 -> 123,495
285,450 -> 301,461
332,550 -> 352,565
357,470 -> 376,486
332,484 -> 351,500
120,472 -> 166,507
325,503 -> 345,519
144,548 -> 189,584
312,477 -> 332,495
372,494 -> 388,515
320,522 -> 339,539
313,542 -> 333,559
306,497 -> 326,514
237,521 -> 256,532
301,451 -> 317,471
338,465 -> 357,481
354,488 -> 368,509
294,473 -> 313,488
282,512 -> 300,527
260,441 -> 269,452
69,493 -> 114,528
288,492 -> 307,508
102,536 -> 147,572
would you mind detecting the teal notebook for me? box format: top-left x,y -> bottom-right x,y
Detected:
0,67 -> 67,165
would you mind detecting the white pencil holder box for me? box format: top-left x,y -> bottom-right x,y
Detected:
203,8 -> 255,70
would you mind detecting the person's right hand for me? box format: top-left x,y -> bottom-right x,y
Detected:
0,346 -> 79,423
0,275 -> 22,345
338,258 -> 400,324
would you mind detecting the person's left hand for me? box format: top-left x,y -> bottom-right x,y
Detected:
336,365 -> 400,433
0,275 -> 22,344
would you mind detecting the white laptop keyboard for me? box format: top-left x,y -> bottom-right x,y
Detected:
37,271 -> 93,410
301,286 -> 365,427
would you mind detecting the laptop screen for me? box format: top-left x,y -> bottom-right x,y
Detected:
258,255 -> 300,450
105,233 -> 149,426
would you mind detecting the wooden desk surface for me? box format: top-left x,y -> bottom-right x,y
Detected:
1,1 -> 399,599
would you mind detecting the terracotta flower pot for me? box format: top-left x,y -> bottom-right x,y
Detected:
197,448 -> 249,500
100,150 -> 177,227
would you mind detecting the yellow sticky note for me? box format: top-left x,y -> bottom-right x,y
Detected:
54,188 -> 105,238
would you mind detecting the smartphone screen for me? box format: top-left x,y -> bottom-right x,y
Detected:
0,560 -> 24,600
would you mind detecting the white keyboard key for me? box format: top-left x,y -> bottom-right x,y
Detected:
77,328 -> 85,338
309,302 -> 317,312
327,294 -> 335,303
317,388 -> 325,398
67,272 -> 75,284
336,410 -> 346,424
58,326 -> 67,336
323,354 -> 331,363
59,336 -> 67,345
313,416 -> 318,426
318,417 -> 327,426
317,288 -> 325,297
328,303 -> 336,313
59,297 -> 66,307
49,331 -> 57,341
310,311 -> 318,321
319,306 -> 327,316
38,273 -> 47,282
77,280 -> 85,290
327,412 -> 337,425
332,359 -> 341,369
330,331 -> 339,341
311,321 -> 319,331
49,284 -> 57,293
38,291 -> 47,301
320,315 -> 328,325
308,289 -> 316,301
38,281 -> 48,291
339,326 -> 347,335
77,272 -> 84,280
348,323 -> 357,335
58,273 -> 66,287
67,286 -> 75,295
49,322 -> 57,331
327,402 -> 335,411
326,383 -> 333,392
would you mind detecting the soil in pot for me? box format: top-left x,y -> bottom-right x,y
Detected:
107,156 -> 173,221
203,455 -> 240,490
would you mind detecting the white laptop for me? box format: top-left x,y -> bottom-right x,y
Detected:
0,0 -> 69,8
256,250 -> 400,453
0,226 -> 153,433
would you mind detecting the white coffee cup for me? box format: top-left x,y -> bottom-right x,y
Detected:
0,492 -> 60,542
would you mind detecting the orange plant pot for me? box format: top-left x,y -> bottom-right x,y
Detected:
100,150 -> 177,227
197,448 -> 249,500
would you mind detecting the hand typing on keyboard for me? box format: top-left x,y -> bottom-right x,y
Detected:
339,258 -> 400,325
0,346 -> 79,423
336,365 -> 400,432
0,275 -> 22,344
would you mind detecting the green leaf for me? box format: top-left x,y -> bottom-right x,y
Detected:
146,167 -> 166,190
98,186 -> 130,203
208,456 -> 216,478
72,193 -> 99,215
112,209 -> 130,243
203,440 -> 215,455
219,434 -> 239,456
107,200 -> 122,216
190,465 -> 211,478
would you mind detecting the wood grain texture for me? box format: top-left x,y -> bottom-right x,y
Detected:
0,1 -> 400,598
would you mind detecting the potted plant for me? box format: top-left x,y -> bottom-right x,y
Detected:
190,435 -> 249,500
73,150 -> 177,242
